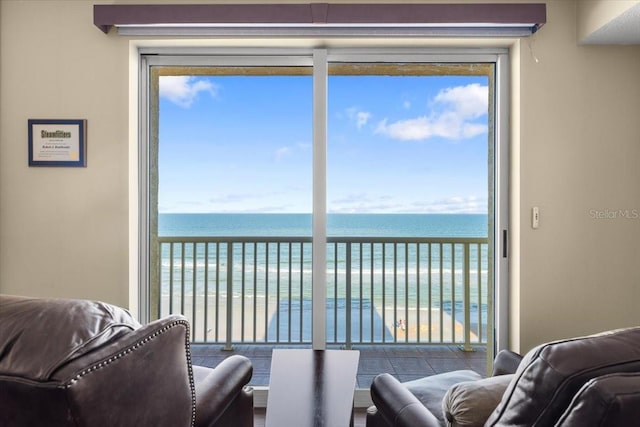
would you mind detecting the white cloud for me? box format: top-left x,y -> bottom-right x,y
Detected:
347,107 -> 372,129
205,190 -> 306,213
208,193 -> 262,204
375,83 -> 488,141
274,146 -> 292,161
356,112 -> 371,129
411,196 -> 487,214
376,117 -> 431,141
159,76 -> 218,108
328,193 -> 487,214
273,141 -> 311,162
433,83 -> 488,119
329,193 -> 400,213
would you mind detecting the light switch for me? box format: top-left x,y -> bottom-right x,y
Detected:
532,207 -> 540,229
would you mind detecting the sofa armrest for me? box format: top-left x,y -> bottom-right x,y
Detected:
60,316 -> 195,427
491,350 -> 523,376
193,355 -> 253,427
369,373 -> 441,427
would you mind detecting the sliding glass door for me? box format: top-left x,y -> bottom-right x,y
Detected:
140,50 -> 508,359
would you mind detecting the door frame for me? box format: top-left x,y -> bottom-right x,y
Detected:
133,46 -> 510,358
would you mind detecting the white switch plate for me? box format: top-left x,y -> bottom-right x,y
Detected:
532,207 -> 540,229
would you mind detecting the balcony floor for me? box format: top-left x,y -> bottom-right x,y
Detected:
191,344 -> 488,389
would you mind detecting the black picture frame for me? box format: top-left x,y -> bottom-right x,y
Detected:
28,119 -> 87,167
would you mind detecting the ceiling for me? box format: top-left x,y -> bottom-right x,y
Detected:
581,3 -> 640,45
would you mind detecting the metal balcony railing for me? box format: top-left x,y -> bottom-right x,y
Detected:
155,236 -> 489,350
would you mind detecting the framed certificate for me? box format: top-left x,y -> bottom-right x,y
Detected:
28,119 -> 87,167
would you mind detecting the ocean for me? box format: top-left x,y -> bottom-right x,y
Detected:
159,213 -> 488,238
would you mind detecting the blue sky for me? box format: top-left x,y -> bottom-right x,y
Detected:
158,72 -> 489,214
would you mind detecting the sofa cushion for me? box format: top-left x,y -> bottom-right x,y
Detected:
403,370 -> 483,425
486,326 -> 640,427
442,374 -> 513,427
555,372 -> 640,426
0,295 -> 140,381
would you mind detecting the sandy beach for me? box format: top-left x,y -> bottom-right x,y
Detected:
160,294 -> 278,342
160,294 -> 479,346
381,307 -> 479,343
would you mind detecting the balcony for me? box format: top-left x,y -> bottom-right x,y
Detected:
154,235 -> 490,387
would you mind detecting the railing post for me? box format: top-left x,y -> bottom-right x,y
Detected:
461,243 -> 474,352
224,242 -> 234,351
345,242 -> 352,350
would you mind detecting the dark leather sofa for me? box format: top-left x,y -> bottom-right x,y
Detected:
0,294 -> 254,427
367,326 -> 640,426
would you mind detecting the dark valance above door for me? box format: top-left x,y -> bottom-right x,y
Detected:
94,3 -> 546,38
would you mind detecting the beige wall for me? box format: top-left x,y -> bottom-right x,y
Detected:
577,0 -> 640,42
1,0 -> 639,353
515,0 -> 640,351
0,1 -> 130,304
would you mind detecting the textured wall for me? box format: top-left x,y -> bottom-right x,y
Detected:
1,1 -> 639,352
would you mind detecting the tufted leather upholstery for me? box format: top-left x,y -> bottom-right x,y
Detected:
0,294 -> 253,427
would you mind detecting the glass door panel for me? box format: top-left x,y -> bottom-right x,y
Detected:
152,68 -> 313,345
326,64 -> 492,356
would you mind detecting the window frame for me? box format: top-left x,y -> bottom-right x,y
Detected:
136,47 -> 510,355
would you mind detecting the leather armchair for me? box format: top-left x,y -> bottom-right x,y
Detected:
0,294 -> 254,427
367,326 -> 640,427
366,350 -> 522,427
